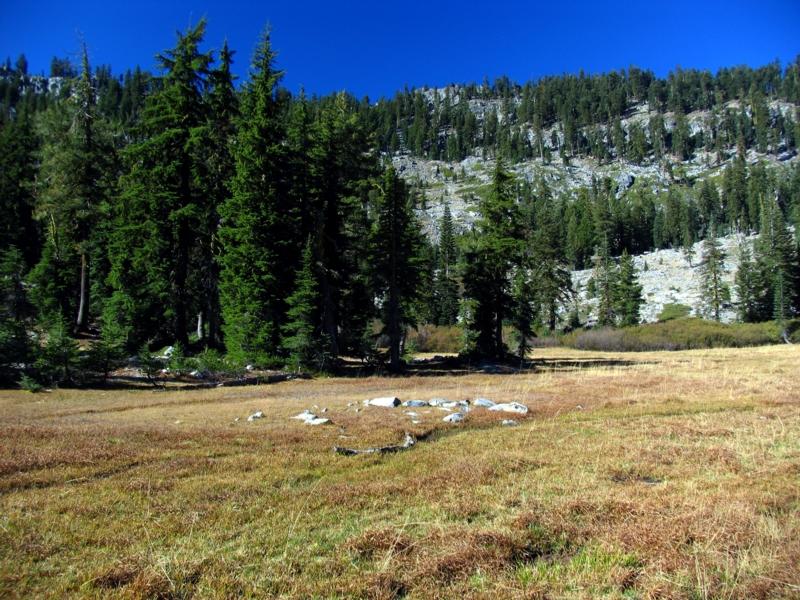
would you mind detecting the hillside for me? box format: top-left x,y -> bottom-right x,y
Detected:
393,96 -> 798,236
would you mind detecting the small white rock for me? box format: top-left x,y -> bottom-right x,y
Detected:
442,400 -> 470,411
366,396 -> 401,408
488,402 -> 529,414
502,419 -> 518,427
402,400 -> 429,407
474,398 -> 496,408
443,413 -> 465,423
291,410 -> 316,421
247,411 -> 264,422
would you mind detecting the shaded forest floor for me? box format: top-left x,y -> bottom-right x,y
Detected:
1,346 -> 799,598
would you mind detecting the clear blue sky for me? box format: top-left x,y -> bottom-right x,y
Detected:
1,1 -> 798,100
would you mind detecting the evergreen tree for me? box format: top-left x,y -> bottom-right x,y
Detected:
431,201 -> 459,325
196,39 -> 238,347
462,159 -> 522,358
0,248 -> 33,384
31,44 -> 115,331
218,28 -> 291,362
0,108 -> 39,265
282,240 -> 326,370
734,238 -> 762,322
614,250 -> 643,326
109,21 -> 211,348
529,185 -> 573,331
311,94 -> 378,358
510,267 -> 535,360
34,317 -> 81,386
672,111 -> 692,160
698,227 -> 730,321
755,198 -> 798,323
592,236 -> 617,326
372,167 -> 425,371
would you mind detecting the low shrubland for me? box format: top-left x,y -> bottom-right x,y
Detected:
562,318 -> 799,352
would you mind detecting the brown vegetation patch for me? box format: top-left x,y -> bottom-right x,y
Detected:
345,528 -> 414,560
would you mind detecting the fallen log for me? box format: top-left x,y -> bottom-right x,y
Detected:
334,433 -> 416,456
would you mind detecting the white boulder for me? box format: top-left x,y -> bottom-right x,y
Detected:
365,397 -> 401,408
488,402 -> 529,414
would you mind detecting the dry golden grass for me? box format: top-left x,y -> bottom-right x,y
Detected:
1,345 -> 799,598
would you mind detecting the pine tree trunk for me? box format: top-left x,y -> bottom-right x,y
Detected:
76,251 -> 89,333
388,204 -> 401,372
494,300 -> 504,359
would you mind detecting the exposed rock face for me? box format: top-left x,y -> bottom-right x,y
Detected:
571,233 -> 757,324
392,98 -> 796,243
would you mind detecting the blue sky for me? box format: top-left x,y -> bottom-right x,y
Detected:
1,1 -> 798,99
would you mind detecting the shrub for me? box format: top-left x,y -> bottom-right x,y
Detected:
195,348 -> 227,374
19,373 -> 43,393
167,342 -> 191,375
34,319 -> 82,386
658,303 -> 692,322
406,324 -> 463,354
137,345 -> 162,385
562,319 -> 794,352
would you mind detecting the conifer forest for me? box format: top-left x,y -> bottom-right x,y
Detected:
1,21 -> 799,386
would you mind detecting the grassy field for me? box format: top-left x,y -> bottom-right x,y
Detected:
1,346 -> 799,599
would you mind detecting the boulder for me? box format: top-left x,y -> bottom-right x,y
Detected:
473,398 -> 496,408
443,412 -> 465,423
305,417 -> 330,426
402,400 -> 429,407
488,402 -> 529,414
247,411 -> 264,422
291,410 -> 316,421
502,419 -> 519,426
365,396 -> 401,408
442,400 -> 470,411
615,172 -> 635,198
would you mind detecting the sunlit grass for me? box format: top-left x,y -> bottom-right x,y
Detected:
1,345 -> 798,598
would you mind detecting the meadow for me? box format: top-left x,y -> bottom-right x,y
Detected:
1,345 -> 798,599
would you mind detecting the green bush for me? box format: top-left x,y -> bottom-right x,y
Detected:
658,303 -> 692,322
195,348 -> 227,373
406,324 -> 463,354
167,342 -> 191,375
138,345 -> 162,385
19,373 -> 44,393
34,319 -> 82,386
562,318 -> 795,352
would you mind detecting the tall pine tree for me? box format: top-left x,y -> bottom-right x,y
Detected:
372,167 -> 425,371
108,21 -> 211,348
462,159 -> 522,358
218,28 -> 291,362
